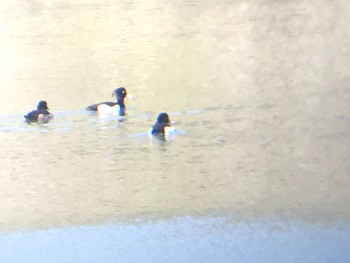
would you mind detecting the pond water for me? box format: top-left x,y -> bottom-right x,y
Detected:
1,216 -> 350,263
0,0 -> 350,262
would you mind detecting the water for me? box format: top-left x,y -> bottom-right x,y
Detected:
1,0 -> 350,262
1,216 -> 350,263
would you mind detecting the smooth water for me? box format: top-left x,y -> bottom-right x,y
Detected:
0,0 -> 350,262
1,216 -> 350,263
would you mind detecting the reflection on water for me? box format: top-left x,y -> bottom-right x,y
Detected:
0,216 -> 349,263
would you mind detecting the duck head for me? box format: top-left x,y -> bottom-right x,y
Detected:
112,87 -> 127,106
37,100 -> 49,111
157,112 -> 170,124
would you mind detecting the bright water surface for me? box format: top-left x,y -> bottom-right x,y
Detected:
0,0 -> 350,262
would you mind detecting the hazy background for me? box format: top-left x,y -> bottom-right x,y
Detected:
0,0 -> 349,261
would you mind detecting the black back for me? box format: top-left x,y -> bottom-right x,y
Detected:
86,102 -> 117,111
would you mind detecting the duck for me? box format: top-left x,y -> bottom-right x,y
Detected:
24,100 -> 53,123
149,112 -> 175,136
86,87 -> 127,116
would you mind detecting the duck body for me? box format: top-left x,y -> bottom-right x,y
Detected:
24,100 -> 53,123
151,121 -> 171,134
149,113 -> 175,137
86,87 -> 127,116
97,103 -> 123,116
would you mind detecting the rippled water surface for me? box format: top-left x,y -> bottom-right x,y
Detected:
1,0 -> 350,262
